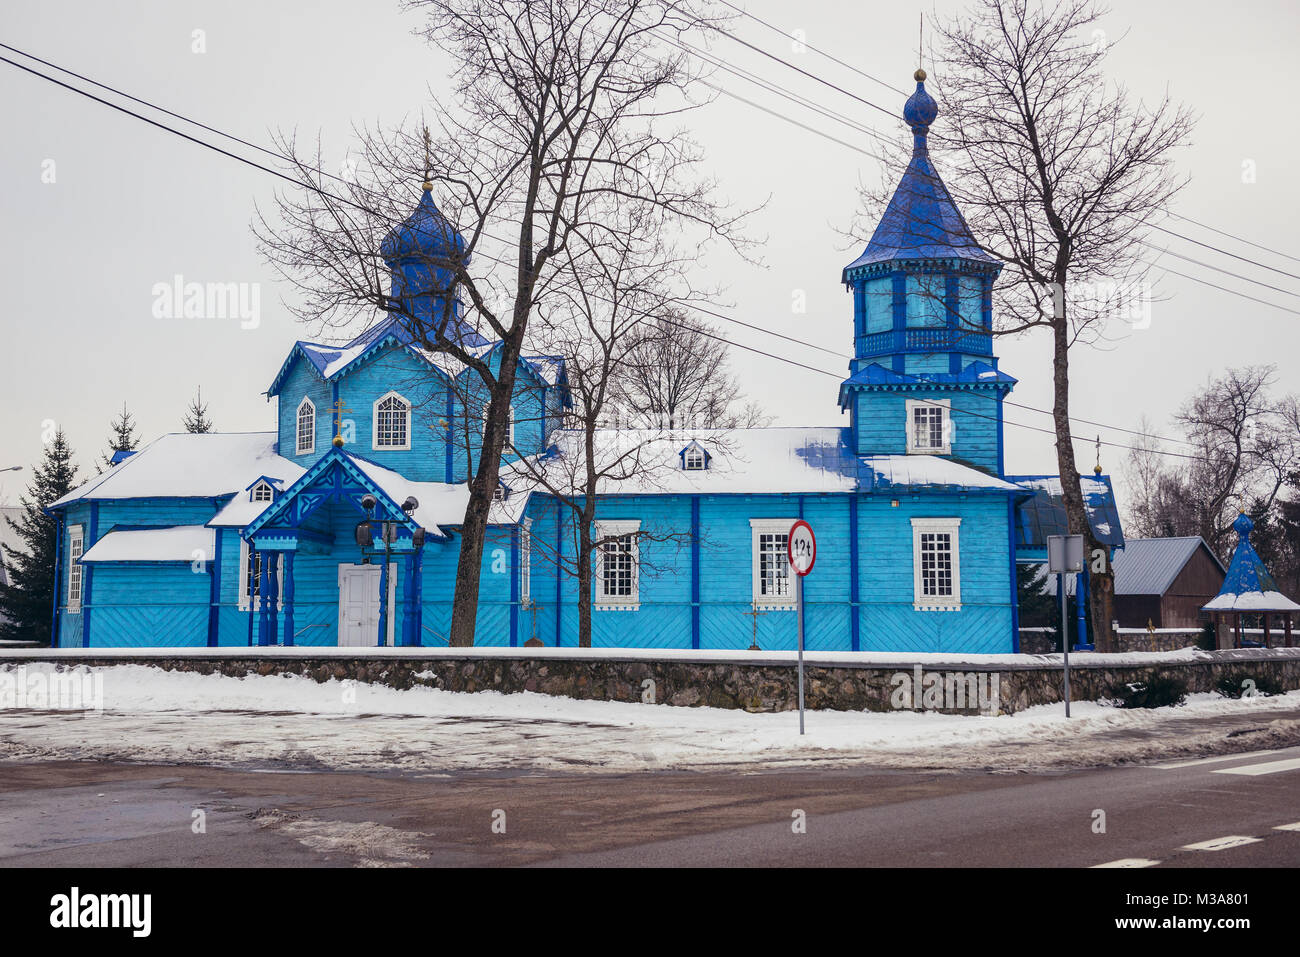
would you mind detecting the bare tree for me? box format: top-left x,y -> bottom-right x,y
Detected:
256,0 -> 747,645
508,201 -> 710,647
1122,366 -> 1298,558
613,310 -> 766,429
923,0 -> 1196,650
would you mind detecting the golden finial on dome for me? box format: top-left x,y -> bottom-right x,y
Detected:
914,68 -> 927,82
332,434 -> 344,448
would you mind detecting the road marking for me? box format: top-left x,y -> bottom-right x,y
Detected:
1212,757 -> 1300,777
1151,749 -> 1278,769
1274,822 -> 1300,831
1092,858 -> 1160,869
1179,835 -> 1263,852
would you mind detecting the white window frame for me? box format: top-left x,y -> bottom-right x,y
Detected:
238,540 -> 284,612
520,518 -> 532,608
296,397 -> 316,456
250,481 -> 274,503
67,525 -> 84,612
750,518 -> 797,609
372,390 -> 412,451
594,519 -> 640,610
683,445 -> 707,471
905,398 -> 951,455
911,518 -> 962,611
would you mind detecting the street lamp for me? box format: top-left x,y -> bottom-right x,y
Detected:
354,494 -> 424,646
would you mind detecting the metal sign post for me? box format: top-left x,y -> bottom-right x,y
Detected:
1047,534 -> 1084,718
788,520 -> 816,735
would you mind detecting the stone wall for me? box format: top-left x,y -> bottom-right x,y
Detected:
7,648 -> 1300,715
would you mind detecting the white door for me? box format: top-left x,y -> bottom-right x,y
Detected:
338,564 -> 382,647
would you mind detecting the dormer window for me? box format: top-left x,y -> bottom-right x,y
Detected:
679,440 -> 710,471
296,398 -> 315,456
373,392 -> 411,450
250,481 -> 274,503
905,399 -> 951,455
494,482 -> 509,502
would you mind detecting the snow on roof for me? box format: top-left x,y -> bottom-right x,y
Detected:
209,496 -> 275,529
51,433 -> 304,509
81,525 -> 215,563
1008,473 -> 1124,548
501,427 -> 1019,497
1203,512 -> 1300,613
346,454 -> 521,530
1203,590 -> 1300,613
860,455 -> 1022,492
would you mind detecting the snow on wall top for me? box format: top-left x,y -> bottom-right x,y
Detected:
50,433 -> 304,509
81,525 -> 215,563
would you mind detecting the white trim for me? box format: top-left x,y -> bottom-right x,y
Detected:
911,517 -> 962,610
750,518 -> 798,609
66,524 -> 84,612
238,540 -> 284,612
372,390 -> 412,451
594,519 -> 640,610
249,480 -> 274,503
295,397 -> 316,456
905,398 -> 951,455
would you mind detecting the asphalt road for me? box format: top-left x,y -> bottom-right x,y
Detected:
1,744 -> 1297,867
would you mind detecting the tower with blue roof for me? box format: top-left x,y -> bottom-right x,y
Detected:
840,68 -> 1014,476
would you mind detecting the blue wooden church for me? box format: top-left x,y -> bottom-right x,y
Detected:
47,71 -> 1119,653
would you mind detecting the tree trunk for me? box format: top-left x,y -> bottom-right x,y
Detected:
447,338 -> 524,647
577,509 -> 594,648
1050,307 -> 1111,652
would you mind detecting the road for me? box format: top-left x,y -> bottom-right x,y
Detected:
1,743 -> 1297,867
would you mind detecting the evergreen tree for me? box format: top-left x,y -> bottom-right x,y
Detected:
99,401 -> 140,473
182,386 -> 214,433
0,429 -> 80,644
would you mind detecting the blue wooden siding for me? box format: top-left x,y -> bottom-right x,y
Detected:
852,390 -> 1000,472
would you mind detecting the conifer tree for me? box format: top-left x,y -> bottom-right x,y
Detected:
183,387 -> 214,433
99,401 -> 140,473
0,429 -> 80,644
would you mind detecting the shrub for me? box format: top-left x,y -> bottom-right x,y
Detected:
1214,670 -> 1284,699
1106,673 -> 1188,709
1196,624 -> 1217,651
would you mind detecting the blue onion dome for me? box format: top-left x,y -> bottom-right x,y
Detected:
1233,511 -> 1254,538
380,187 -> 466,263
902,68 -> 938,135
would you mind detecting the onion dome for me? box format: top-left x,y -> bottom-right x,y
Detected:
380,186 -> 465,264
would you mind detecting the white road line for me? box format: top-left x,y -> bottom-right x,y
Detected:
1212,757 -> 1300,777
1274,822 -> 1300,831
1180,835 -> 1263,852
1151,749 -> 1278,770
1092,858 -> 1160,869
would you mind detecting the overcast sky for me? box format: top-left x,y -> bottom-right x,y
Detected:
2,0 -> 1298,512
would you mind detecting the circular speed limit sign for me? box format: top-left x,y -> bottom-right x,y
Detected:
787,520 -> 816,576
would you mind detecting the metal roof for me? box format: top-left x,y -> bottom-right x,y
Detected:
1111,537 -> 1224,595
1008,474 -> 1124,549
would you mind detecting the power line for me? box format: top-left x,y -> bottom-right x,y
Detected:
714,0 -> 909,97
0,43 -> 1203,461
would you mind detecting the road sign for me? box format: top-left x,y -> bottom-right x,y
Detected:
1046,534 -> 1084,718
788,520 -> 816,735
788,519 -> 816,576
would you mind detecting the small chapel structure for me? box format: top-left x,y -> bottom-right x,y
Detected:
47,70 -> 1121,653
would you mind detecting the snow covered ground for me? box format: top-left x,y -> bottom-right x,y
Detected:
2,661 -> 1298,773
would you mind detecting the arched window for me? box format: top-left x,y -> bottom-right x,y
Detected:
296,398 -> 315,455
373,392 -> 411,450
